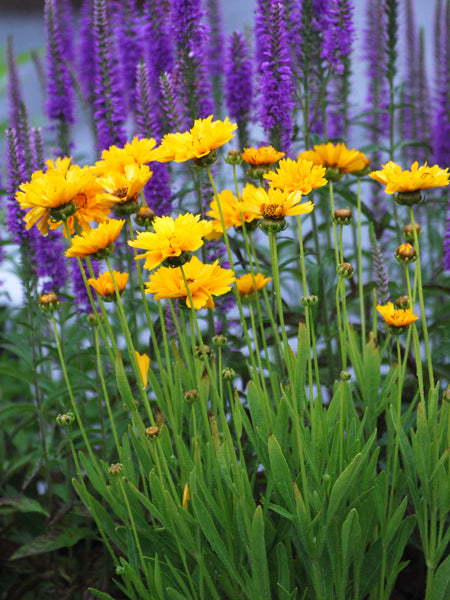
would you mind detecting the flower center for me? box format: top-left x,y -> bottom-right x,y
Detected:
114,186 -> 128,199
74,193 -> 88,210
261,203 -> 284,219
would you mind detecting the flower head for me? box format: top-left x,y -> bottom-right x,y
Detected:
206,188 -> 259,234
153,115 -> 237,163
369,161 -> 450,194
135,351 -> 150,388
242,146 -> 285,167
16,157 -> 97,235
237,185 -> 314,220
128,213 -> 213,270
376,301 -> 419,332
96,162 -> 153,212
298,143 -> 370,178
65,219 -> 125,259
95,137 -> 158,172
264,157 -> 328,194
88,270 -> 129,300
145,256 -> 235,309
236,273 -> 272,300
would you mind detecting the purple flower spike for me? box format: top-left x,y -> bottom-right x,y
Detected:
369,225 -> 390,305
444,192 -> 450,271
34,231 -> 68,295
5,128 -> 32,243
259,1 -> 294,153
92,0 -> 127,151
225,31 -> 253,148
320,0 -> 354,75
78,0 -> 96,102
159,71 -> 183,133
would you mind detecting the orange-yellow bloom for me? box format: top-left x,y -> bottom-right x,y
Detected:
376,302 -> 419,328
237,185 -> 314,220
88,270 -> 129,299
135,351 -> 150,388
206,188 -> 259,233
236,273 -> 272,298
94,137 -> 159,173
153,115 -> 237,163
298,142 -> 370,176
16,157 -> 98,235
241,145 -> 285,166
369,161 -> 450,194
65,219 -> 125,258
264,158 -> 328,193
145,256 -> 235,309
128,213 -> 213,270
96,162 -> 153,204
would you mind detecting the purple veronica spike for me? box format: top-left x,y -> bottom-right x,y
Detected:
159,71 -> 183,133
170,0 -> 214,121
44,0 -> 75,125
225,32 -> 253,134
444,193 -> 450,271
369,225 -> 390,305
283,0 -> 303,78
34,231 -> 68,294
6,37 -> 24,137
259,1 -> 294,153
433,2 -> 450,167
92,0 -> 127,151
5,128 -> 33,243
205,0 -> 225,109
142,0 -> 173,95
111,0 -> 143,110
79,0 -> 96,102
320,0 -> 354,75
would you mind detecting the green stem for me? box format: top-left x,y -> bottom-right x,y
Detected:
356,178 -> 366,345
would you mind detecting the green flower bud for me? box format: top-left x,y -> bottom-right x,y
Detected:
195,345 -> 213,360
222,367 -> 236,381
212,334 -> 228,346
108,463 -> 123,477
134,206 -> 156,228
340,370 -> 351,381
403,223 -> 422,241
336,262 -> 354,279
224,149 -> 243,165
301,295 -> 319,306
395,191 -> 423,206
332,208 -> 352,225
162,251 -> 192,268
56,412 -> 75,427
87,312 -> 103,326
395,296 -> 410,309
39,292 -> 61,312
184,389 -> 199,403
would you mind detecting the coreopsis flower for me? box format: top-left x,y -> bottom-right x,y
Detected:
96,162 -> 153,216
15,157 -> 97,235
95,137 -> 159,171
128,213 -> 214,270
206,188 -> 259,234
135,351 -> 150,388
65,219 -> 125,259
376,302 -> 418,334
264,157 -> 328,194
236,273 -> 272,300
369,161 -> 450,195
153,115 -> 237,163
145,256 -> 235,309
242,146 -> 285,167
237,185 -> 314,220
298,142 -> 370,180
88,270 -> 129,301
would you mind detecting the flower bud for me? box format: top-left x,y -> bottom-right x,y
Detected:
395,295 -> 410,309
184,389 -> 199,403
39,292 -> 61,312
162,251 -> 192,268
212,334 -> 228,346
301,295 -> 319,306
224,149 -> 243,166
395,191 -> 423,206
403,223 -> 422,241
442,385 -> 450,404
49,200 -> 77,222
108,463 -> 123,477
91,243 -> 116,261
340,370 -> 351,381
336,262 -> 354,279
193,150 -> 218,168
135,206 -> 156,228
388,324 -> 409,335
182,483 -> 191,510
195,345 -> 213,360
246,165 -> 273,179
145,425 -> 160,439
222,367 -> 236,381
113,195 -> 140,217
87,312 -> 103,326
259,217 -> 288,234
333,208 -> 352,225
115,566 -> 125,576
395,243 -> 417,264
324,167 -> 341,182
56,412 -> 75,427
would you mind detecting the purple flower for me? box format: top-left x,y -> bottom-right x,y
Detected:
92,0 -> 127,151
159,71 -> 184,133
205,0 -> 225,109
258,1 -> 295,153
170,0 -> 214,122
34,231 -> 68,294
142,0 -> 173,101
5,128 -> 32,243
225,31 -> 253,146
44,0 -> 75,125
320,0 -> 354,75
78,0 -> 96,102
71,258 -> 99,314
433,1 -> 450,167
444,192 -> 450,271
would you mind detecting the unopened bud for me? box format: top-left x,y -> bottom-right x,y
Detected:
336,262 -> 354,279
224,149 -> 243,166
87,312 -> 103,326
195,345 -> 213,360
108,463 -> 123,477
340,370 -> 351,381
395,295 -> 410,309
301,294 -> 319,306
395,243 -> 417,264
222,367 -> 236,381
403,223 -> 422,241
184,389 -> 199,403
145,425 -> 160,439
39,292 -> 60,312
134,206 -> 156,227
56,412 -> 75,427
212,334 -> 228,346
333,208 -> 352,225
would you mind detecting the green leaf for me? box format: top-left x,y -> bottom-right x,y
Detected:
432,553 -> 450,600
115,351 -> 137,411
0,496 -> 49,517
10,527 -> 93,560
88,589 -> 118,600
268,434 -> 295,512
326,453 -> 362,526
250,505 -> 271,600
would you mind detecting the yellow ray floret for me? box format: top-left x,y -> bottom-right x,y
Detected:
264,158 -> 328,193
65,219 -> 125,258
241,146 -> 285,166
376,302 -> 419,327
129,213 -> 214,270
88,270 -> 129,297
94,137 -> 159,174
237,185 -> 314,219
369,161 -> 450,194
145,256 -> 235,309
236,273 -> 272,297
154,115 -> 237,163
298,142 -> 370,175
206,188 -> 259,233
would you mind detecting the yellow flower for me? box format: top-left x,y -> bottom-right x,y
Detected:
182,483 -> 191,510
145,256 -> 235,309
96,162 -> 153,204
241,145 -> 285,166
16,157 -> 97,235
369,161 -> 450,194
135,351 -> 150,388
94,137 -> 158,173
236,273 -> 272,299
298,142 -> 370,177
65,219 -> 125,258
237,185 -> 314,219
206,188 -> 259,234
264,157 -> 328,194
129,213 -> 213,270
376,302 -> 419,328
88,270 -> 129,300
153,115 -> 237,163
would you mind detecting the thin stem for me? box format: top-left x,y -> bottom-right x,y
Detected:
356,178 -> 366,345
